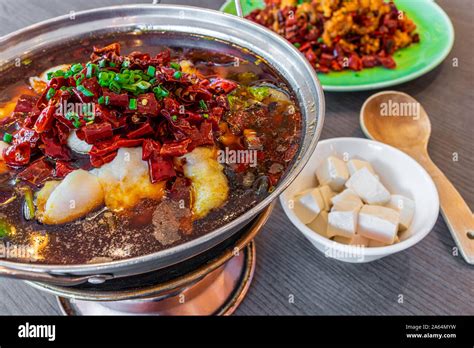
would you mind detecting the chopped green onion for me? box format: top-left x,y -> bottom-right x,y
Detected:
135,81 -> 151,91
98,96 -> 105,105
77,85 -> 94,97
149,78 -> 156,85
3,132 -> 13,143
105,96 -> 110,105
65,111 -> 81,128
98,71 -> 114,86
170,62 -> 181,70
122,84 -> 138,93
122,60 -> 130,68
293,42 -> 301,48
98,71 -> 111,81
84,111 -> 95,122
65,111 -> 79,121
173,71 -> 182,79
147,65 -> 156,77
46,87 -> 56,101
115,72 -> 131,84
46,72 -> 54,80
53,70 -> 66,78
171,115 -> 178,121
203,113 -> 209,119
98,59 -> 107,68
130,72 -> 143,83
74,72 -> 85,85
109,81 -> 121,93
153,86 -> 169,99
199,100 -> 208,110
317,37 -> 324,43
129,98 -> 137,110
140,74 -> 151,82
71,63 -> 83,73
109,62 -> 117,68
86,63 -> 97,78
72,119 -> 82,128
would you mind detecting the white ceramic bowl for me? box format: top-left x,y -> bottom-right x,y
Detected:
280,137 -> 439,263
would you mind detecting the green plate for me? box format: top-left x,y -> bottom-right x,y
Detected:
221,0 -> 454,91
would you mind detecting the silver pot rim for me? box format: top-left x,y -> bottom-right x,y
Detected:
0,4 -> 325,278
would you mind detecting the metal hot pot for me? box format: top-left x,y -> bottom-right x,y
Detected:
0,4 -> 325,286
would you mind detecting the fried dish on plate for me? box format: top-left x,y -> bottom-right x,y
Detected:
246,0 -> 420,72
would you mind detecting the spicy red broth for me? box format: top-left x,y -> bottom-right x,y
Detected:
0,32 -> 302,264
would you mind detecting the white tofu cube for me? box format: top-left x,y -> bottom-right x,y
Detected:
318,185 -> 336,211
292,188 -> 325,224
347,159 -> 375,176
327,208 -> 359,239
315,156 -> 349,192
385,194 -> 415,231
307,211 -> 329,238
333,233 -> 370,246
345,167 -> 390,204
357,205 -> 400,244
331,188 -> 363,211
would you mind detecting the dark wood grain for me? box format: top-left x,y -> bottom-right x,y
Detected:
0,0 -> 472,316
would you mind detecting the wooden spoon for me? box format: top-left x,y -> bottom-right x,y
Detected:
360,91 -> 474,264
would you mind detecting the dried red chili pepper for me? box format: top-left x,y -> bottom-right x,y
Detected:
34,104 -> 56,133
127,123 -> 154,139
208,78 -> 238,94
90,150 -> 118,168
142,139 -> 161,161
41,133 -> 71,161
148,153 -> 176,183
17,157 -> 54,186
160,138 -> 192,157
82,122 -> 114,144
3,143 -> 31,166
55,161 -> 75,178
4,42 -> 240,186
13,127 -> 40,147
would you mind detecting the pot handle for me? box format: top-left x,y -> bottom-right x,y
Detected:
0,266 -> 113,286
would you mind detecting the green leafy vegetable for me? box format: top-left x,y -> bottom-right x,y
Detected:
0,219 -> 12,238
248,86 -> 270,101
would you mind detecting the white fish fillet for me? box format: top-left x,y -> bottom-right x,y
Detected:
181,147 -> 229,219
36,169 -> 104,225
92,147 -> 165,212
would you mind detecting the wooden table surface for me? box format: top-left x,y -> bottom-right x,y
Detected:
0,0 -> 472,315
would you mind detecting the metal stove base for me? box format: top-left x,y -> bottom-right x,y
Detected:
57,242 -> 255,316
